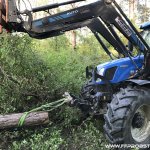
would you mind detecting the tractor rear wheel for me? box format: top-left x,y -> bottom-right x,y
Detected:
104,86 -> 150,145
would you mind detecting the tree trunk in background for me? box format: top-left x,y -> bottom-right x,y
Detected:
70,3 -> 77,50
129,0 -> 136,19
0,112 -> 49,129
144,0 -> 148,22
71,30 -> 77,50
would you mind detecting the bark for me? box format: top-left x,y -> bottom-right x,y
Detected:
129,0 -> 136,19
71,30 -> 77,50
0,112 -> 49,129
144,0 -> 148,22
70,3 -> 77,50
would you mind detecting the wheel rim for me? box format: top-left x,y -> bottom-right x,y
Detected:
131,105 -> 150,142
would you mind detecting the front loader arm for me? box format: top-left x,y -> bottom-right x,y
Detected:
0,0 -> 149,55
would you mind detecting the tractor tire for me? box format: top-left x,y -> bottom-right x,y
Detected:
104,86 -> 150,145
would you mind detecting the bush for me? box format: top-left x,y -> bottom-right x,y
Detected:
12,129 -> 64,150
0,34 -> 109,149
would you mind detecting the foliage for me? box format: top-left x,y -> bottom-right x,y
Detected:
0,34 -> 108,149
64,119 -> 107,150
12,129 -> 64,150
137,4 -> 150,22
0,35 -> 49,113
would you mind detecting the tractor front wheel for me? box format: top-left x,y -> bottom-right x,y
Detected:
104,86 -> 150,145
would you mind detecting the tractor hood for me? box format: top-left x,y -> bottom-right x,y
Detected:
140,22 -> 150,30
96,55 -> 144,84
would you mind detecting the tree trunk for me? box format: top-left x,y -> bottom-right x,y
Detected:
70,3 -> 77,50
129,0 -> 136,19
0,112 -> 49,129
144,0 -> 148,22
72,30 -> 77,50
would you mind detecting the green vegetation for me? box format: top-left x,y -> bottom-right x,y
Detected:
0,34 -> 109,150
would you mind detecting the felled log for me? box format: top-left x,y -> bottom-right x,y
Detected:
0,112 -> 49,129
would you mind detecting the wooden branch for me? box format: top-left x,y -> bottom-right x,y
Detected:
0,112 -> 49,129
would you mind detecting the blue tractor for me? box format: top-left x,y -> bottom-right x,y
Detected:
0,0 -> 150,146
81,22 -> 150,144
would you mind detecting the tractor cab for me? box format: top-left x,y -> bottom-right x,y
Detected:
140,22 -> 150,46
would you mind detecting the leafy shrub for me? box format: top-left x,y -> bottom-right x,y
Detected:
12,129 -> 64,150
0,34 -> 109,149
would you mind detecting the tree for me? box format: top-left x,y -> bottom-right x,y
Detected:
129,0 -> 136,19
137,0 -> 150,23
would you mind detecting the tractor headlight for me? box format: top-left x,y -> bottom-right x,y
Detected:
98,68 -> 105,76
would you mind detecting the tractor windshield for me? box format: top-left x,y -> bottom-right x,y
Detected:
142,30 -> 150,46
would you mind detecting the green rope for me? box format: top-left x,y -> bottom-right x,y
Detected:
18,96 -> 71,127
